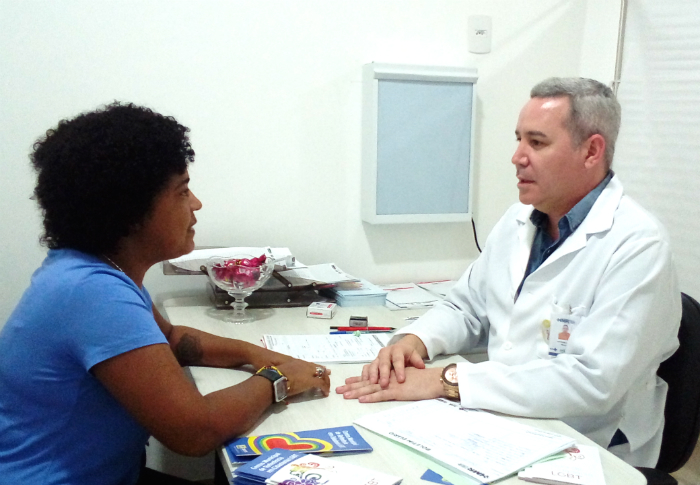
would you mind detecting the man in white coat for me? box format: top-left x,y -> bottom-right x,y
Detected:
336,77 -> 681,467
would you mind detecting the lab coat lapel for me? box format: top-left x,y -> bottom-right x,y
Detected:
539,176 -> 624,270
512,206 -> 537,298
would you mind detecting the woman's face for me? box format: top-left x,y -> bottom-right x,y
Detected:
135,170 -> 202,262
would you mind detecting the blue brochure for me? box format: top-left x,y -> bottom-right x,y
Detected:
225,425 -> 372,460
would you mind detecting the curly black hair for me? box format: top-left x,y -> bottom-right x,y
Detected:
31,102 -> 195,255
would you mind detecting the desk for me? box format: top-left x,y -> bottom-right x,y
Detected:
163,296 -> 645,485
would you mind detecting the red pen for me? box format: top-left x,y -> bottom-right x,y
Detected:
330,326 -> 396,331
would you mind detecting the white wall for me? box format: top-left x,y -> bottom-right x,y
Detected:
0,1 -> 621,479
0,0 -> 620,326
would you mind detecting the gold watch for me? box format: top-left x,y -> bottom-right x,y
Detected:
441,363 -> 460,399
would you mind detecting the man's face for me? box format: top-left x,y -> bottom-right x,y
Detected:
512,97 -> 590,217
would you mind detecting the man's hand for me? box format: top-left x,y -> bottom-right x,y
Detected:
361,334 -> 428,388
336,367 -> 443,403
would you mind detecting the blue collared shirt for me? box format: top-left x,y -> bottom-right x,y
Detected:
516,171 -> 614,298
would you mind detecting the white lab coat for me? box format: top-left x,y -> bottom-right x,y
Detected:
397,176 -> 681,467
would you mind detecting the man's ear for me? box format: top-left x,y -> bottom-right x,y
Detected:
583,134 -> 606,169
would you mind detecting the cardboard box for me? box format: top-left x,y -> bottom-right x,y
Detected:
307,302 -> 338,319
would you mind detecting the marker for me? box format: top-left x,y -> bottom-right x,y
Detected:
330,326 -> 395,331
328,330 -> 393,335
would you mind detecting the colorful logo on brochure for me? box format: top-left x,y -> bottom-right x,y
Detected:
240,433 -> 334,454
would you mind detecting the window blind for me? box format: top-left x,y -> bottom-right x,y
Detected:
614,0 -> 700,298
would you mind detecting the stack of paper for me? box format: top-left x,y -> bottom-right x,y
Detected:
381,283 -> 440,310
232,449 -> 402,485
322,279 -> 388,307
224,426 -> 372,463
355,399 -> 575,483
518,444 -> 605,485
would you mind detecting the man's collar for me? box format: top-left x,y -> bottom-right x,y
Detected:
529,170 -> 614,233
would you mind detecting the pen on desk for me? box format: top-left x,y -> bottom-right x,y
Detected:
328,329 -> 393,335
330,326 -> 396,331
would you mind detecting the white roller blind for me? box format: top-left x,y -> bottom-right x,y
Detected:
614,0 -> 700,298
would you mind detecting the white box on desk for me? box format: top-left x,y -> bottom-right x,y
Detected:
306,302 -> 338,319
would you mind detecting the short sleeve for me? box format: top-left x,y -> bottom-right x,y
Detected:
60,271 -> 167,370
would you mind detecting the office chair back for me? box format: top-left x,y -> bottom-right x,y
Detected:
655,292 -> 700,473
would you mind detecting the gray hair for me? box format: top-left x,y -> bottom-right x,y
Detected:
530,77 -> 621,168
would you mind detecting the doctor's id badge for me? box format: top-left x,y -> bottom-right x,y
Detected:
547,304 -> 581,357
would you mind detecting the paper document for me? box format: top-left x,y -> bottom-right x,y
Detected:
381,283 -> 440,310
355,399 -> 575,483
277,263 -> 359,285
262,334 -> 393,363
518,444 -> 605,485
417,280 -> 457,298
168,247 -> 296,272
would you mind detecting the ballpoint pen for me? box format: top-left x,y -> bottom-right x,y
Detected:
328,329 -> 393,335
330,326 -> 395,331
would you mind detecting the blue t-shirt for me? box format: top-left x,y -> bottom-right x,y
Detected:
0,249 -> 168,485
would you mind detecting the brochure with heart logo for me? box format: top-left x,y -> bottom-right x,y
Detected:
232,449 -> 402,485
225,425 -> 373,462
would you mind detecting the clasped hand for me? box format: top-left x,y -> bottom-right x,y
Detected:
335,335 -> 443,403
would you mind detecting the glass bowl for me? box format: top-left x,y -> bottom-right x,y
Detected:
205,254 -> 275,323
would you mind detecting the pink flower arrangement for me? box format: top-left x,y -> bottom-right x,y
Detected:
211,255 -> 268,288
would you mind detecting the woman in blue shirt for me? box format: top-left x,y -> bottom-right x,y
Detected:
0,103 -> 331,485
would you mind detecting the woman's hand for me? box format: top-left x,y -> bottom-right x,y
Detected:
276,359 -> 332,397
361,334 -> 428,388
336,367 -> 443,403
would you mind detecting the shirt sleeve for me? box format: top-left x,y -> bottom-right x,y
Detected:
61,272 -> 168,371
392,255 -> 492,360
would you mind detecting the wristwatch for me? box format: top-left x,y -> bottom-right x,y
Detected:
441,363 -> 460,400
254,366 -> 289,402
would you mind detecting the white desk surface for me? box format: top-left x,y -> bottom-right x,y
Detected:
163,296 -> 645,485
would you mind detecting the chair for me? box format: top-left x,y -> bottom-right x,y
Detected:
637,292 -> 700,485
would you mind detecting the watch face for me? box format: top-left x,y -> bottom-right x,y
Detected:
443,365 -> 458,385
273,376 -> 288,402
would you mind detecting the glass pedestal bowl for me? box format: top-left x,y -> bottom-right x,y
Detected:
205,254 -> 276,323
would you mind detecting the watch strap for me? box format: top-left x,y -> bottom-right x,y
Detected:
256,366 -> 282,381
255,366 -> 288,402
